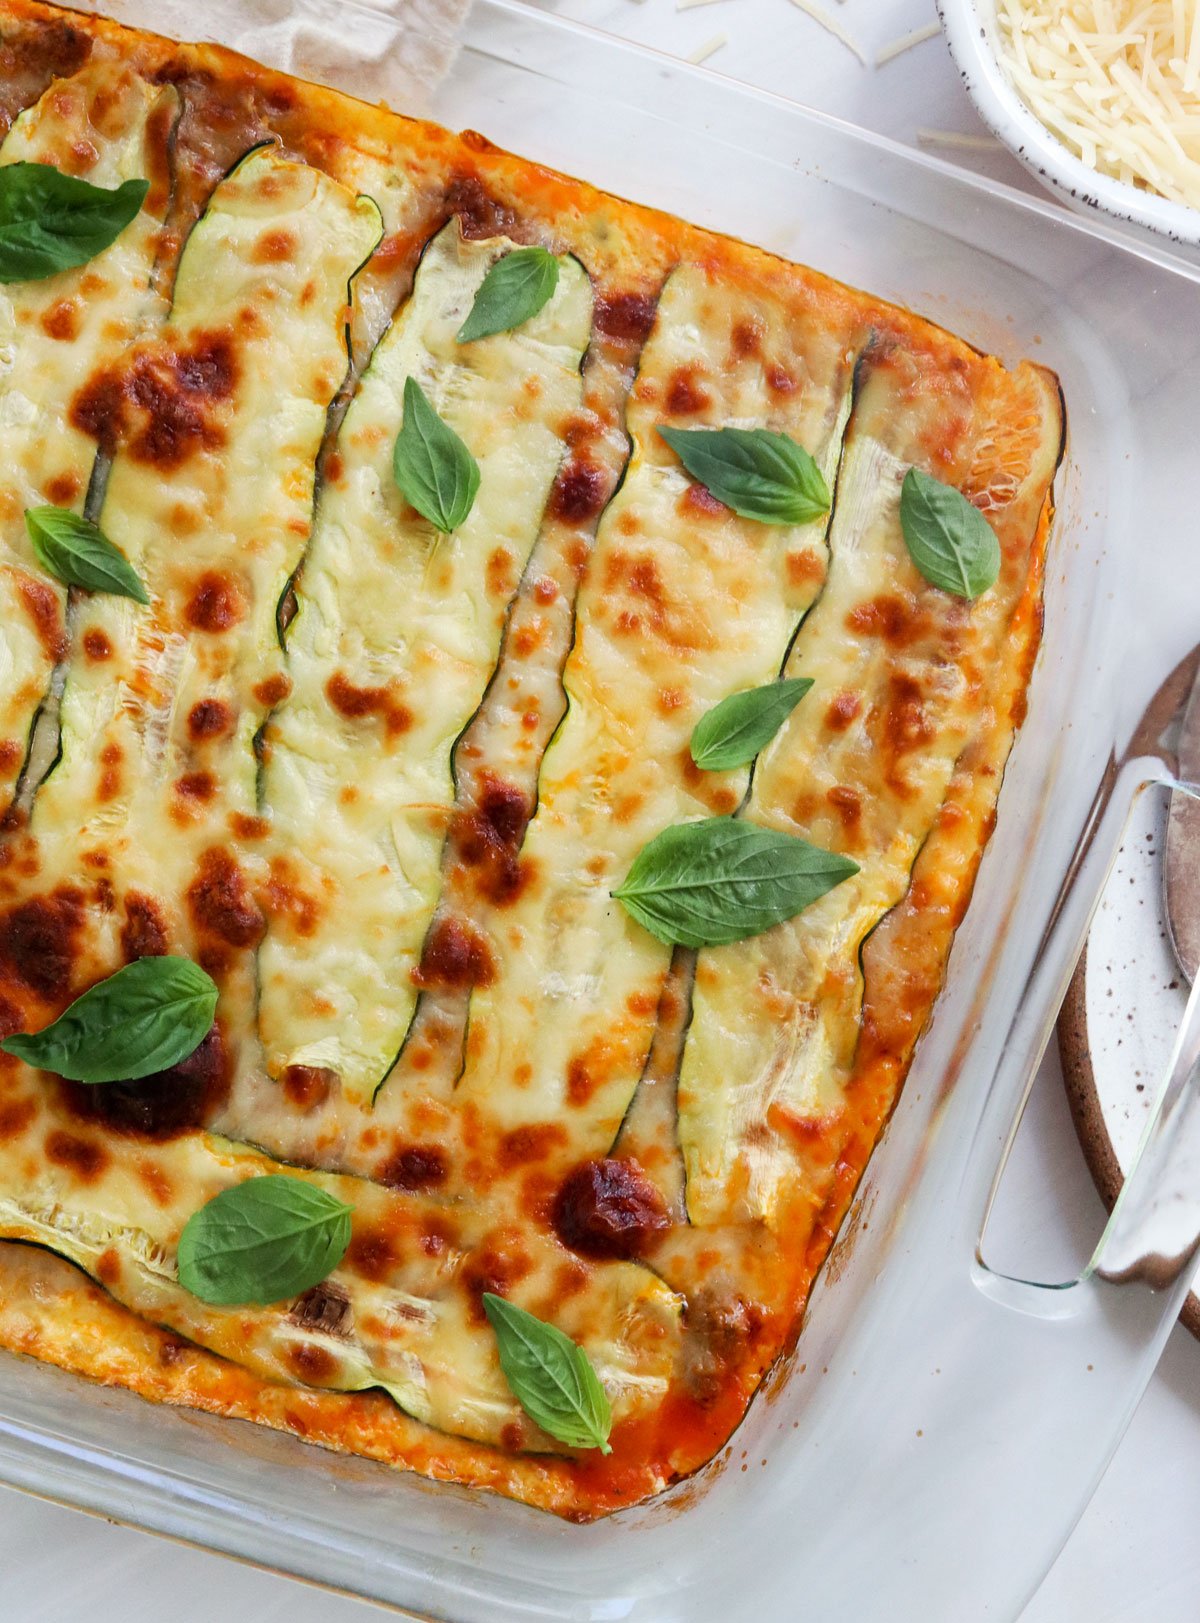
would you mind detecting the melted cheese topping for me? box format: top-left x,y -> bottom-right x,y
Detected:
0,1088 -> 680,1445
257,221 -> 592,1105
678,353 -> 1063,1225
451,264 -> 858,1175
0,62 -> 174,807
0,0 -> 1063,1522
32,146 -> 382,984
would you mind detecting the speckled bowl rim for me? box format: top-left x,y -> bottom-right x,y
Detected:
937,0 -> 1200,250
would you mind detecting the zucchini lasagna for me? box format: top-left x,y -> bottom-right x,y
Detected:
0,0 -> 1063,1519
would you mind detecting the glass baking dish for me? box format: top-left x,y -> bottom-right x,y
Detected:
1,2 -> 1199,1618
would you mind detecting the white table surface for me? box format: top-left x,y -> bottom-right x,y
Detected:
3,2 -> 1199,1619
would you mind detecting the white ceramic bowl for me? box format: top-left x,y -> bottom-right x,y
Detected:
937,0 -> 1200,252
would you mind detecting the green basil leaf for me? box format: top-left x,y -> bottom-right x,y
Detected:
899,467 -> 1000,600
177,1175 -> 353,1307
658,424 -> 830,525
392,376 -> 480,533
0,162 -> 148,282
0,956 -> 217,1083
25,506 -> 149,603
690,677 -> 813,772
483,1293 -> 612,1454
456,245 -> 559,343
614,816 -> 858,948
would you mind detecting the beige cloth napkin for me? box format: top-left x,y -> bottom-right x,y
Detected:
100,0 -> 471,113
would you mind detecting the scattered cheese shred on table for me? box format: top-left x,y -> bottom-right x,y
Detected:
687,30 -> 728,63
916,127 -> 1003,150
785,0 -> 867,65
996,0 -> 1200,208
876,21 -> 942,67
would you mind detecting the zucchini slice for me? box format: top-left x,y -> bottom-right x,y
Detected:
255,220 -> 593,1106
451,263 -> 859,1180
30,147 -> 382,982
0,63 -> 176,810
678,354 -> 1065,1226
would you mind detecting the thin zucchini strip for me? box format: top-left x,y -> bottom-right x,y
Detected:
31,147 -> 382,987
451,264 -> 860,1181
678,353 -> 1064,1226
0,1080 -> 680,1449
255,220 -> 592,1106
0,63 -> 176,810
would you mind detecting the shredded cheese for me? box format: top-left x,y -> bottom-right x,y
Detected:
876,22 -> 942,67
996,0 -> 1200,209
786,0 -> 867,65
687,30 -> 728,62
916,127 -> 1003,149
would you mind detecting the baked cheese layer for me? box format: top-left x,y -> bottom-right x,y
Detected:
257,221 -> 592,1106
0,0 -> 1063,1522
31,145 -> 382,983
0,62 -> 174,809
678,353 -> 1063,1224
0,1077 -> 681,1447
452,263 -> 859,1175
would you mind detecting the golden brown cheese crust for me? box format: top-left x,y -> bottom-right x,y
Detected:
0,0 -> 1063,1519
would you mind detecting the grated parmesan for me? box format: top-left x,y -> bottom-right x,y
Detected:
785,0 -> 867,65
916,127 -> 1003,150
687,30 -> 728,63
995,0 -> 1200,209
876,21 -> 943,67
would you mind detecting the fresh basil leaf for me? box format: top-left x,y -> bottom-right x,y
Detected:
177,1175 -> 353,1307
482,1292 -> 612,1454
0,956 -> 217,1083
614,816 -> 858,948
456,246 -> 559,343
899,467 -> 1000,600
392,376 -> 480,533
25,506 -> 149,603
0,162 -> 148,282
690,677 -> 813,772
658,424 -> 830,526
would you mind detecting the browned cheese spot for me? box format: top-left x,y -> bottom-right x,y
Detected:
120,891 -> 169,960
593,289 -> 657,344
549,458 -> 607,523
825,690 -> 861,733
72,331 -> 239,467
39,297 -> 81,342
185,569 -> 244,632
325,671 -> 412,738
186,846 -> 265,948
443,173 -> 519,240
252,227 -> 297,264
378,1145 -> 449,1192
16,577 -> 67,662
453,774 -> 533,906
187,698 -> 235,741
0,887 -> 85,1000
44,1128 -> 108,1182
666,365 -> 711,416
82,627 -> 112,661
413,913 -> 496,991
279,1063 -> 338,1112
